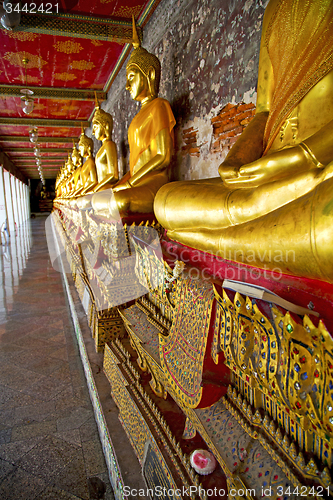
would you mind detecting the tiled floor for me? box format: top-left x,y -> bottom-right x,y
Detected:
0,216 -> 113,500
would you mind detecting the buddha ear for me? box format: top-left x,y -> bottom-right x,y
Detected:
148,66 -> 155,81
147,67 -> 156,96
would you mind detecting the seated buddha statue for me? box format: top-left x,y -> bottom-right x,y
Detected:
63,153 -> 75,199
55,164 -> 67,199
154,0 -> 333,283
91,17 -> 176,218
78,128 -> 98,196
77,101 -> 118,210
71,141 -> 83,198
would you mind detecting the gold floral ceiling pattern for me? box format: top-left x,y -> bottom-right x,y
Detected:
53,72 -> 77,81
8,32 -> 38,42
53,40 -> 84,54
70,60 -> 96,71
4,51 -> 48,69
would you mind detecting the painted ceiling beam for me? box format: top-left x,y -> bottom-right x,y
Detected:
0,117 -> 89,127
0,136 -> 79,143
17,12 -> 142,43
13,157 -> 66,161
5,147 -> 71,153
0,85 -> 106,101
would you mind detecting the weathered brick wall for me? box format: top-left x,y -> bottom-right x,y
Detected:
87,0 -> 268,182
211,102 -> 256,154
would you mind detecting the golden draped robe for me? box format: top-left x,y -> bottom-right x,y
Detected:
128,97 -> 176,176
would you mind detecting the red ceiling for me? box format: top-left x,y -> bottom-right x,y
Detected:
0,0 -> 160,179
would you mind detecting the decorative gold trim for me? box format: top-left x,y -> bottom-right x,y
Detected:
5,147 -> 70,153
13,157 -> 66,161
0,136 -> 80,143
18,13 -> 142,44
0,84 -> 106,101
0,118 -> 89,127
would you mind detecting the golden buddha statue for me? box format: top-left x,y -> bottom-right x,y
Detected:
154,0 -> 333,283
91,17 -> 176,218
77,128 -> 98,196
71,140 -> 83,198
56,164 -> 67,199
92,97 -> 118,192
63,153 -> 75,199
76,100 -> 118,210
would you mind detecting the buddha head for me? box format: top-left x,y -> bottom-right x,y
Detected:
126,16 -> 161,101
71,141 -> 82,168
78,126 -> 94,158
66,152 -> 74,175
92,96 -> 113,142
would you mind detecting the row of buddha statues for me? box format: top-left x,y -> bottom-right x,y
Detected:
55,0 -> 333,284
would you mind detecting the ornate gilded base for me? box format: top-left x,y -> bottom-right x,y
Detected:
103,337 -> 228,498
53,203 -> 333,498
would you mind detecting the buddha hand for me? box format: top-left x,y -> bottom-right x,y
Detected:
221,144 -> 312,188
113,181 -> 131,192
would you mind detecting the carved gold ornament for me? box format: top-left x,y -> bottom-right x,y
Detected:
53,40 -> 83,54
70,60 -> 96,71
14,75 -> 40,85
91,40 -> 103,47
114,5 -> 143,18
4,52 -> 47,69
7,32 -> 38,42
54,73 -> 77,82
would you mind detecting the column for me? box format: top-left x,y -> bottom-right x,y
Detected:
15,178 -> 23,227
10,174 -> 19,230
3,170 -> 15,234
0,167 -> 8,240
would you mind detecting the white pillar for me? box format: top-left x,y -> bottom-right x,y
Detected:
1,168 -> 10,238
25,184 -> 30,220
3,170 -> 15,234
0,167 -> 8,239
22,182 -> 28,222
15,178 -> 23,227
10,175 -> 19,230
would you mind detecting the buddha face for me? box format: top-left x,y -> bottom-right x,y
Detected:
126,66 -> 149,101
78,142 -> 87,158
72,151 -> 81,168
92,121 -> 105,141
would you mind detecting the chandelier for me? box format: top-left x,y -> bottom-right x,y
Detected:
29,128 -> 38,143
20,57 -> 34,115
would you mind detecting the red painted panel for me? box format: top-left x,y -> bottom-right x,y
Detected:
0,32 -> 123,90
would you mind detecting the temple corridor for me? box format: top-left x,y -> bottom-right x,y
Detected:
0,216 -> 113,500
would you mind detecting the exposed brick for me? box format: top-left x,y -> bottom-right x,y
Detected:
233,109 -> 255,120
228,136 -> 240,146
183,131 -> 197,139
240,117 -> 254,126
222,130 -> 236,139
233,126 -> 244,135
213,126 -> 225,135
185,137 -> 197,144
211,116 -> 224,124
223,121 -> 239,132
212,139 -> 220,149
189,147 -> 200,154
237,102 -> 256,112
221,102 -> 234,113
183,127 -> 194,134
